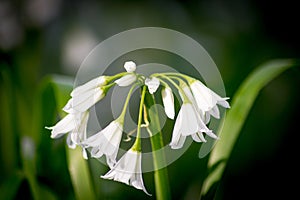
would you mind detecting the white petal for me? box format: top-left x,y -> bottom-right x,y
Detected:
161,87 -> 175,119
180,104 -> 199,136
124,61 -> 137,72
67,133 -> 76,149
71,88 -> 104,112
101,150 -> 150,195
82,147 -> 88,160
46,114 -> 75,138
145,77 -> 160,94
83,120 -> 123,165
62,98 -> 73,113
205,130 -> 219,140
192,132 -> 207,143
190,81 -> 217,112
71,76 -> 106,97
115,74 -> 137,87
170,107 -> 187,149
209,105 -> 220,119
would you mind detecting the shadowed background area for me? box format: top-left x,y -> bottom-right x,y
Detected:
1,0 -> 299,199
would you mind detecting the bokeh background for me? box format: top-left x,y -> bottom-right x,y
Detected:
1,0 -> 299,199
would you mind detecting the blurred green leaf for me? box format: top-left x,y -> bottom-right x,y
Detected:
201,59 -> 298,198
49,75 -> 96,200
0,171 -> 24,200
66,147 -> 96,200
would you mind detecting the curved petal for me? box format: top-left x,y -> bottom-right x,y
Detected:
115,74 -> 137,87
161,87 -> 175,119
192,132 -> 207,143
71,76 -> 106,97
46,114 -> 75,138
190,81 -> 217,112
180,104 -> 199,136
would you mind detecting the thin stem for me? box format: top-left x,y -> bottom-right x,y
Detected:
132,85 -> 147,152
118,83 -> 140,122
154,74 -> 190,104
106,72 -> 128,83
152,72 -> 193,81
144,92 -> 171,200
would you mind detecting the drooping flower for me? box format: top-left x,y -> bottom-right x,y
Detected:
170,103 -> 209,149
145,77 -> 160,94
115,74 -> 137,87
63,76 -> 108,113
82,119 -> 123,167
170,85 -> 217,149
70,76 -> 107,97
124,61 -> 137,72
101,149 -> 151,195
46,111 -> 89,159
161,86 -> 175,119
189,79 -> 230,120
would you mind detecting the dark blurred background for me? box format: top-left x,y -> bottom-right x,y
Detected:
1,0 -> 299,199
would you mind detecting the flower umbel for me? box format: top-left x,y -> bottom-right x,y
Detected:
46,60 -> 230,196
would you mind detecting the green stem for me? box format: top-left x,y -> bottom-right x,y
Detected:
153,74 -> 190,104
118,83 -> 140,122
132,85 -> 146,151
144,92 -> 171,200
153,72 -> 192,80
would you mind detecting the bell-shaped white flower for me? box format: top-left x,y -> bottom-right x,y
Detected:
82,119 -> 123,167
170,103 -> 205,149
161,87 -> 175,119
64,77 -> 107,113
70,76 -> 107,97
46,111 -> 89,159
145,77 -> 160,94
46,113 -> 76,139
101,149 -> 151,195
115,74 -> 137,87
124,61 -> 137,72
170,86 -> 217,149
189,80 -> 230,120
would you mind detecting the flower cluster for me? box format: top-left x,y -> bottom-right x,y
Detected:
46,61 -> 229,195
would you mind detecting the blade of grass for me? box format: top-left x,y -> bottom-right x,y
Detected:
200,59 -> 298,197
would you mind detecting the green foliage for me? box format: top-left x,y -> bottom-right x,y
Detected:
200,59 -> 298,199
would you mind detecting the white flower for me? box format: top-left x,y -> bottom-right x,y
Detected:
145,77 -> 160,94
46,111 -> 89,159
70,76 -> 107,97
170,86 -> 218,149
82,119 -> 123,167
189,80 -> 230,120
161,87 -> 175,119
124,61 -> 137,72
115,74 -> 137,87
101,149 -> 151,195
170,103 -> 209,149
63,77 -> 107,113
46,113 -> 76,139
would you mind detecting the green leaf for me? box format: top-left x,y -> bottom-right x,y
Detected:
49,75 -> 96,200
66,147 -> 96,200
0,171 -> 24,200
200,59 -> 298,197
